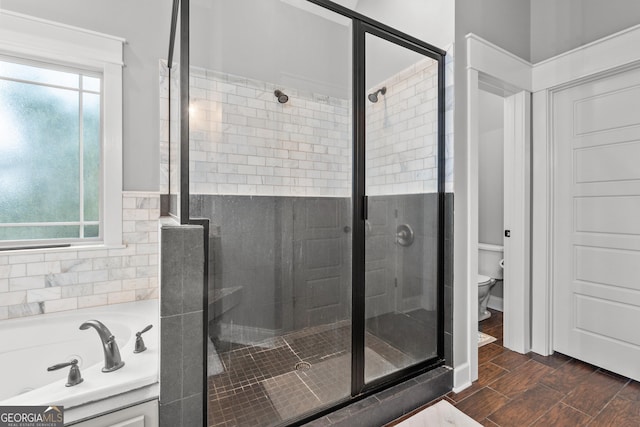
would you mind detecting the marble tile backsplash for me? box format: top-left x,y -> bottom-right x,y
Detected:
0,192 -> 160,320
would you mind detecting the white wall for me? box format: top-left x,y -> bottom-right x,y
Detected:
355,0 -> 454,93
0,0 -> 170,191
355,0 -> 454,48
531,0 -> 640,63
190,0 -> 352,99
478,90 -> 504,246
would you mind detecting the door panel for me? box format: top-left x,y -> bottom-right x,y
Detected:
293,197 -> 351,328
553,66 -> 640,381
363,32 -> 440,383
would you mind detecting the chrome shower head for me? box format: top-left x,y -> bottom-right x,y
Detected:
367,86 -> 387,103
274,89 -> 289,104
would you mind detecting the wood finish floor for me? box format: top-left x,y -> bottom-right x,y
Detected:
391,309 -> 640,427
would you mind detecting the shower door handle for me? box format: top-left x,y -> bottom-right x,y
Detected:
362,195 -> 368,220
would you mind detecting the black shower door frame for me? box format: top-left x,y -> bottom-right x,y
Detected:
350,18 -> 447,398
170,0 -> 447,424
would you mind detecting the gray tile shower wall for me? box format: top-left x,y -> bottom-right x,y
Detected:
159,222 -> 205,427
191,192 -> 450,359
444,193 -> 454,367
192,194 -> 352,343
365,193 -> 439,319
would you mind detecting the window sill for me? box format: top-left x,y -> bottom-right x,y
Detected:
0,243 -> 127,256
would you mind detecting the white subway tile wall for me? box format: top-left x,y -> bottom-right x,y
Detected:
366,57 -> 440,195
0,192 -> 160,320
159,61 -> 181,200
160,62 -> 170,194
444,46 -> 454,192
159,53 -> 454,197
186,67 -> 352,197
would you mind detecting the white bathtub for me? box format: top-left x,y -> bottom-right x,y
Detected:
0,300 -> 158,410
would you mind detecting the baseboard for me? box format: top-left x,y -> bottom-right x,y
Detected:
452,362 -> 472,393
488,295 -> 504,312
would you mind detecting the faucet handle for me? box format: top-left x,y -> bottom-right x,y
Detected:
48,359 -> 84,387
134,324 -> 153,353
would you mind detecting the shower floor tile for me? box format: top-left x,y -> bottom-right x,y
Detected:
208,322 -> 419,426
207,381 -> 279,427
262,371 -> 324,421
284,324 -> 351,364
294,354 -> 351,403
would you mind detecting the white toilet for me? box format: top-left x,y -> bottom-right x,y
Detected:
477,244 -> 504,321
478,274 -> 497,321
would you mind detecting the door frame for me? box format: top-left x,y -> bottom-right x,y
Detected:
531,23 -> 640,355
463,34 -> 532,387
461,24 -> 640,391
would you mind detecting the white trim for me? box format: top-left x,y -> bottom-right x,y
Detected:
467,67 -> 480,384
0,10 -> 125,43
465,36 -> 532,388
478,243 -> 504,252
530,24 -> 640,357
530,90 -> 553,356
532,24 -> 640,91
502,91 -> 531,354
0,244 -> 126,256
466,34 -> 532,92
452,363 -> 472,394
0,10 -> 124,68
0,10 -> 124,248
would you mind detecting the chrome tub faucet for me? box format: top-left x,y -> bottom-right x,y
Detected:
79,320 -> 125,372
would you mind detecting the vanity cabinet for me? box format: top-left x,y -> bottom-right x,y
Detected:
69,400 -> 158,427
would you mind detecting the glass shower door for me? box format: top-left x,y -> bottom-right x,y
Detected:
189,1 -> 354,425
363,32 -> 441,383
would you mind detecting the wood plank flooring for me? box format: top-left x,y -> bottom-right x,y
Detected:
389,309 -> 640,426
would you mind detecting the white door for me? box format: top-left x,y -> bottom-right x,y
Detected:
553,66 -> 640,381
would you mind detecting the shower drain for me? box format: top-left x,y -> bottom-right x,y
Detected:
295,361 -> 311,371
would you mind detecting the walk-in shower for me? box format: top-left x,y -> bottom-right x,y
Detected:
164,1 -> 450,425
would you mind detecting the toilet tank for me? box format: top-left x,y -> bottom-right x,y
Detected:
478,243 -> 503,279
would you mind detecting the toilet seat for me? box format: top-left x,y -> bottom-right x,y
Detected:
478,274 -> 493,286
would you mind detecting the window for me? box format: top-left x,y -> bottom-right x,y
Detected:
0,9 -> 124,249
0,58 -> 102,244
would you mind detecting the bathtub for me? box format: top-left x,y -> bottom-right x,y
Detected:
0,300 -> 158,410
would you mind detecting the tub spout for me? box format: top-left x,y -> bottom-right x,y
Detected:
79,320 -> 125,372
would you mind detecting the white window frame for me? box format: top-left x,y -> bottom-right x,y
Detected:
0,9 -> 124,247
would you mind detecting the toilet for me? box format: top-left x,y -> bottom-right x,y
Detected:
477,244 -> 504,321
478,274 -> 497,321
